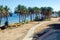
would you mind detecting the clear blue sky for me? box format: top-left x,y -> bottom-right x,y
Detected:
0,0 -> 60,12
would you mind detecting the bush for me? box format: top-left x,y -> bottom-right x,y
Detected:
24,20 -> 29,24
44,17 -> 50,21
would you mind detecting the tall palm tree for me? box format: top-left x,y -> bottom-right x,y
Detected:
33,7 -> 40,18
15,5 -> 27,23
23,8 -> 29,22
28,7 -> 34,21
58,11 -> 60,17
47,7 -> 53,19
0,5 -> 3,25
41,7 -> 53,20
41,7 -> 47,19
3,6 -> 10,26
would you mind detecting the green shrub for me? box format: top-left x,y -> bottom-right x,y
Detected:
45,17 -> 50,21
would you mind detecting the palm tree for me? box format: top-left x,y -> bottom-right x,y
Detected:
33,7 -> 40,19
47,7 -> 53,19
0,5 -> 3,25
58,11 -> 60,17
3,6 -> 10,26
15,5 -> 27,23
41,7 -> 53,20
28,7 -> 34,21
23,8 -> 29,22
41,7 -> 47,20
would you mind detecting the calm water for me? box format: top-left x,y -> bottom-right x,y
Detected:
1,13 -> 58,25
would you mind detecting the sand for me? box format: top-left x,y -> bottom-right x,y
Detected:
0,17 -> 59,40
0,22 -> 38,40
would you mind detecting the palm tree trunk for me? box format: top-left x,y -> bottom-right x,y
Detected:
49,14 -> 51,20
33,13 -> 35,20
22,15 -> 24,22
30,13 -> 32,21
39,13 -> 41,18
19,14 -> 20,23
5,16 -> 8,26
6,16 -> 8,22
0,14 -> 2,25
36,13 -> 37,17
24,14 -> 26,22
0,17 -> 2,25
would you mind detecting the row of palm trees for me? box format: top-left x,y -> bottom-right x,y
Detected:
41,7 -> 53,20
0,5 -> 53,26
15,5 -> 53,22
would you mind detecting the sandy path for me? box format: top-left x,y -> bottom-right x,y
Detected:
23,18 -> 59,40
23,21 -> 52,40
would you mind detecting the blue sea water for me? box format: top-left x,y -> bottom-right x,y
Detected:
1,13 -> 58,25
1,13 -> 31,25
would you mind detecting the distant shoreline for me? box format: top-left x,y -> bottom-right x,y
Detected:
1,13 -> 58,26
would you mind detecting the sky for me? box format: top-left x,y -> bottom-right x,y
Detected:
0,0 -> 60,12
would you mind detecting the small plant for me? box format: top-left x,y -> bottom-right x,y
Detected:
23,20 -> 29,24
45,17 -> 50,21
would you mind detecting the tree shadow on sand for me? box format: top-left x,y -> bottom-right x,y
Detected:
32,23 -> 60,40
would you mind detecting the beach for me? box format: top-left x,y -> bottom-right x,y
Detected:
0,22 -> 38,40
0,18 -> 59,40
